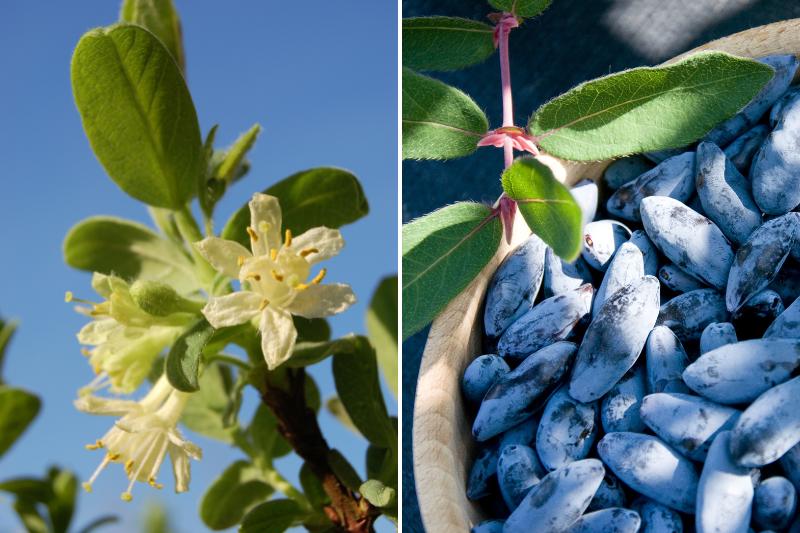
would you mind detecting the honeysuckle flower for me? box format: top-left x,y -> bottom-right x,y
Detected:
477,126 -> 540,155
69,273 -> 194,394
76,375 -> 201,500
195,193 -> 356,369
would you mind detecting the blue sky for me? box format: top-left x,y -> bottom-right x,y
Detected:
0,2 -> 397,532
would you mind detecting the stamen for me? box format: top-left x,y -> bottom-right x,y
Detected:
64,291 -> 73,303
259,299 -> 270,311
85,440 -> 104,451
120,492 -> 133,502
80,348 -> 91,357
84,454 -> 112,491
271,270 -> 284,282
244,272 -> 261,281
237,255 -> 246,266
82,482 -> 93,493
284,229 -> 293,247
294,283 -> 309,291
125,460 -> 135,476
148,477 -> 164,490
300,247 -> 319,257
246,227 -> 259,241
107,452 -> 121,462
311,268 -> 327,285
270,248 -> 278,261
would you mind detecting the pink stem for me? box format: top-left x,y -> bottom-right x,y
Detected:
498,15 -> 514,169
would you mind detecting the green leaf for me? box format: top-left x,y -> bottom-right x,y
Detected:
46,467 -> 77,533
216,124 -> 261,183
332,342 -> 395,449
248,404 -> 292,460
366,445 -> 389,482
402,17 -> 495,72
366,276 -> 398,396
200,461 -> 273,530
284,334 -> 366,368
294,317 -> 331,343
63,216 -> 198,294
327,450 -> 362,492
299,463 -> 330,509
240,499 -> 304,533
501,158 -> 583,260
326,397 -> 358,435
181,363 -> 235,442
0,387 -> 40,459
402,202 -> 501,339
359,479 -> 396,510
0,478 -> 52,502
12,500 -> 48,533
488,0 -> 552,18
530,51 -> 775,161
221,168 -> 368,248
165,318 -> 215,392
71,24 -> 203,208
402,68 -> 488,160
0,319 -> 17,384
75,515 -> 119,533
120,0 -> 185,72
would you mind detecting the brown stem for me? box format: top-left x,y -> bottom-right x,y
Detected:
261,368 -> 377,533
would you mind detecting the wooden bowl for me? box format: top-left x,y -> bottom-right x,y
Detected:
412,18 -> 800,532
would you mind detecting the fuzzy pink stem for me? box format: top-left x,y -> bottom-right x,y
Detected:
498,14 -> 517,169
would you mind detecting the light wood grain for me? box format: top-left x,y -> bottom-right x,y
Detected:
412,19 -> 800,532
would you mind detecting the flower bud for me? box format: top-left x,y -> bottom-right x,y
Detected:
129,280 -> 202,317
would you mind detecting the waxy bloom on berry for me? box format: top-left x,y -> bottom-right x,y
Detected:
76,375 -> 201,501
195,193 -> 356,369
70,274 -> 195,394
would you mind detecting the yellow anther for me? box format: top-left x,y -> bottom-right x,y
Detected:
85,440 -> 103,450
258,221 -> 271,233
300,247 -> 319,257
311,268 -> 327,285
92,363 -> 101,375
271,270 -> 284,282
246,227 -> 259,241
237,255 -> 246,267
270,248 -> 278,261
244,272 -> 261,282
294,283 -> 309,291
82,482 -> 93,493
107,453 -> 120,462
148,477 -> 163,489
64,291 -> 74,303
120,492 -> 133,502
80,348 -> 91,357
284,229 -> 293,247
125,460 -> 134,475
259,299 -> 270,311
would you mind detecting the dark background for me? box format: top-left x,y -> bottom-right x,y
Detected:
402,0 -> 800,530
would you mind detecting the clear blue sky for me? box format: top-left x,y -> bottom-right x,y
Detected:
0,2 -> 397,532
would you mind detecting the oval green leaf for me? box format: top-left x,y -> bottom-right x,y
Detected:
240,499 -> 304,533
284,334 -> 364,368
359,479 -> 396,510
63,216 -> 199,294
165,318 -> 215,392
501,158 -> 582,260
181,362 -> 235,443
489,0 -> 552,18
221,167 -> 368,247
402,202 -> 501,339
331,341 -> 395,449
366,275 -> 398,396
403,17 -> 495,72
71,24 -> 203,208
402,68 -> 488,160
120,0 -> 185,72
0,387 -> 41,459
530,51 -> 774,161
200,461 -> 273,531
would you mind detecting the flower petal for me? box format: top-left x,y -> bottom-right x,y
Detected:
292,227 -> 344,265
74,395 -> 141,416
77,318 -> 118,345
169,443 -> 192,493
258,308 -> 297,370
287,283 -> 356,318
202,292 -> 263,328
194,237 -> 251,278
249,193 -> 282,255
